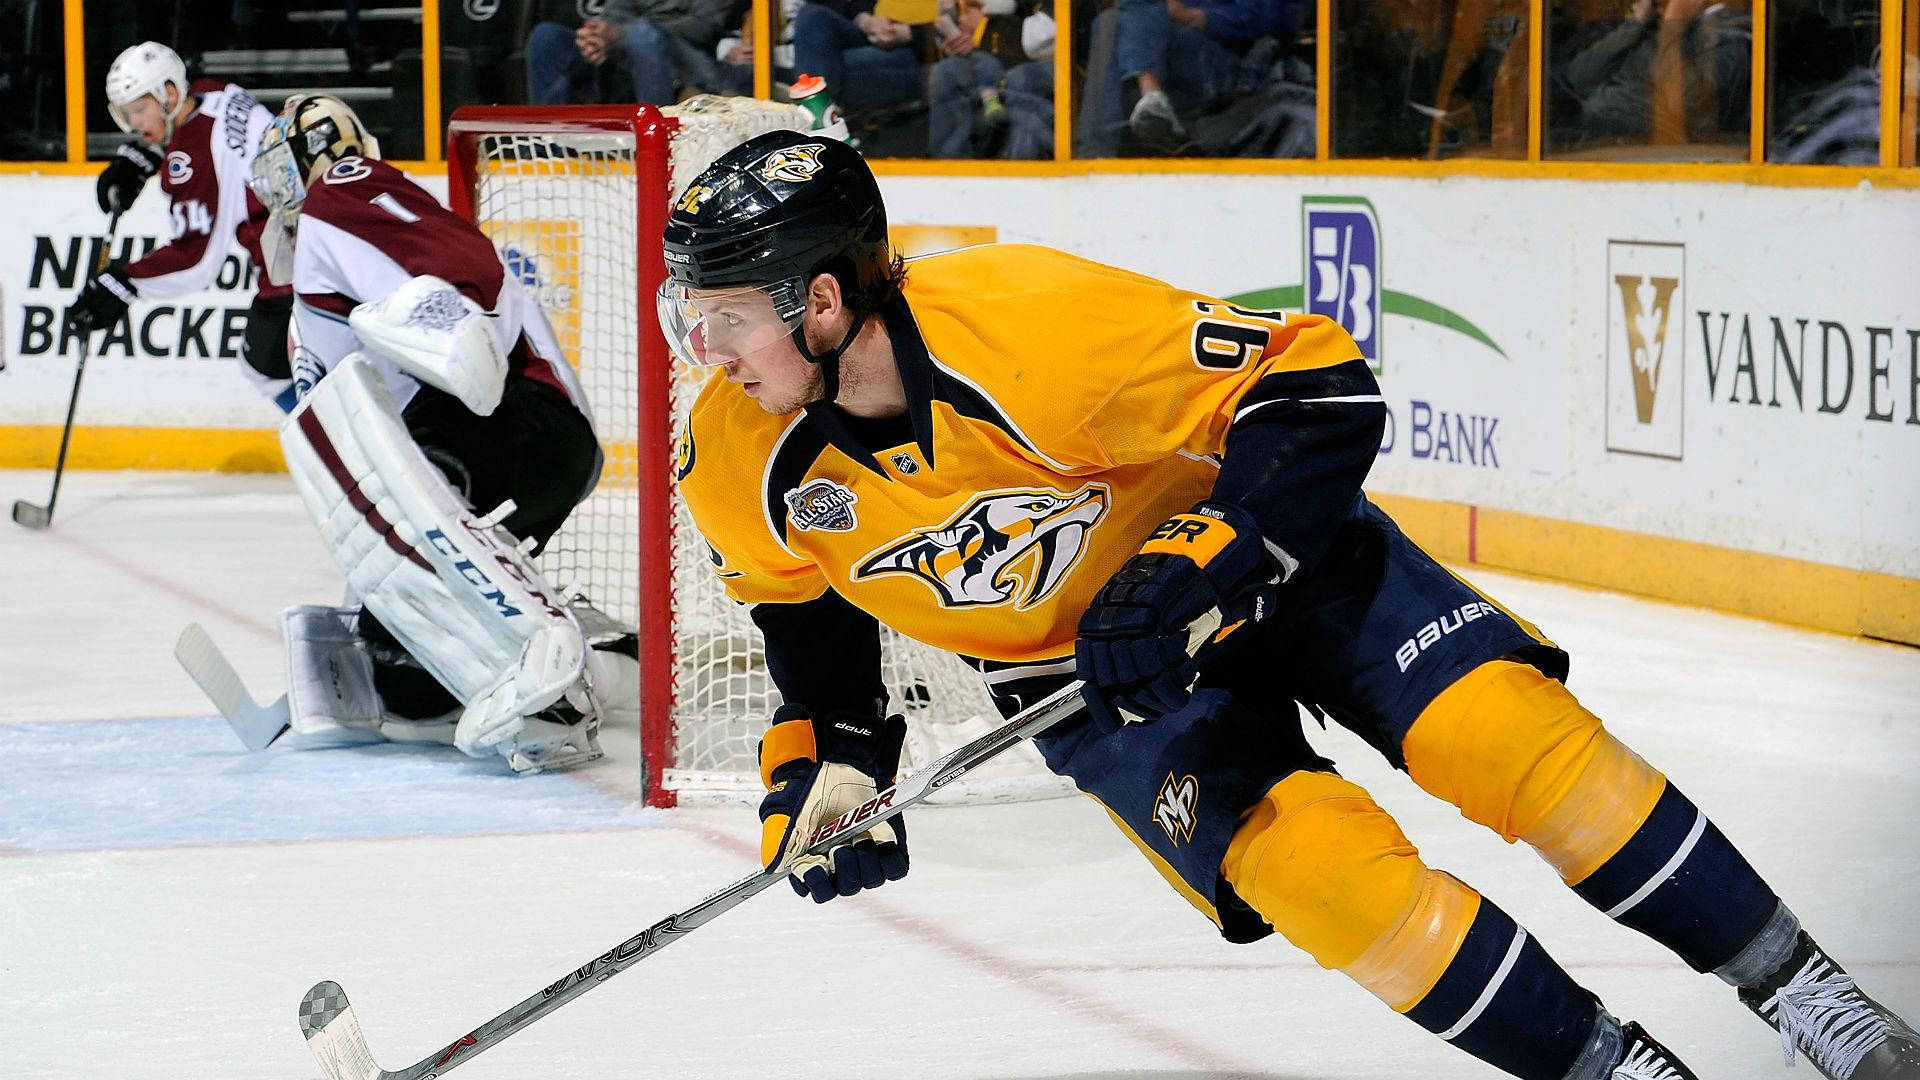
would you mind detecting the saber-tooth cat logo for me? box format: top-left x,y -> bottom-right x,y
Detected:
758,144 -> 827,184
855,486 -> 1109,609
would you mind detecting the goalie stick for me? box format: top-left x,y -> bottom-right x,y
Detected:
174,622 -> 460,751
13,208 -> 123,530
174,623 -> 292,751
296,678 -> 1091,1080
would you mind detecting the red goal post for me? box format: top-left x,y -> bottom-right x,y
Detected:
448,105 -> 681,804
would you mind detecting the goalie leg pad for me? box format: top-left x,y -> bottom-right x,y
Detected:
347,274 -> 509,416
280,355 -> 584,768
284,604 -> 461,746
283,604 -> 386,741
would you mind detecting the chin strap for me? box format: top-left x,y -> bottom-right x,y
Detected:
161,94 -> 195,150
793,311 -> 868,406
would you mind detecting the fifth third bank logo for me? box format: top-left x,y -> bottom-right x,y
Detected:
1303,197 -> 1382,373
1605,241 -> 1685,459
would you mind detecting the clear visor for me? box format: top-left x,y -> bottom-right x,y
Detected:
108,91 -> 164,139
248,128 -> 307,223
655,279 -> 803,367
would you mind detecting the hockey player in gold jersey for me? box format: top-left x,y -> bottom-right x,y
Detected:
659,130 -> 1919,1080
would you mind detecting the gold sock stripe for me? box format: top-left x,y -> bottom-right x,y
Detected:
1341,870 -> 1484,1012
1524,744 -> 1667,885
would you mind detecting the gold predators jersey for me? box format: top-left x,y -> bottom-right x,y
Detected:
678,244 -> 1361,664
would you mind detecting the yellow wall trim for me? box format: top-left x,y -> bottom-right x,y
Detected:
0,425 -> 285,474
10,157 -> 1915,191
2,425 -> 1910,646
1370,494 -> 1920,649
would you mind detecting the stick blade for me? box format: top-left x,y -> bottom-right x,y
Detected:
11,500 -> 50,530
299,981 -> 388,1080
173,623 -> 291,750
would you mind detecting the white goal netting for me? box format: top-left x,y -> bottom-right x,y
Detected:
453,100 -> 1069,804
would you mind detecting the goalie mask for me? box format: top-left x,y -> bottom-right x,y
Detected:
249,94 -> 381,228
658,130 -> 891,386
105,41 -> 190,147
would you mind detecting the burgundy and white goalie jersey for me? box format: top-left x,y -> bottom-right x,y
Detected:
288,155 -> 592,422
126,79 -> 288,301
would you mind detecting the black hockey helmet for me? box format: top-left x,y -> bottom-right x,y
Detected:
661,129 -> 890,319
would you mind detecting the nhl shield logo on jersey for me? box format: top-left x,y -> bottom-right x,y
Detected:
854,485 -> 1109,609
785,479 -> 858,532
757,144 -> 827,184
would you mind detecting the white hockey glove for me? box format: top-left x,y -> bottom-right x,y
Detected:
758,705 -> 909,902
348,274 -> 509,415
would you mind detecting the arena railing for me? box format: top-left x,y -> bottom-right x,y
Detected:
2,0 -> 1914,185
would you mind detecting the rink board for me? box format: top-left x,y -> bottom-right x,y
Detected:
1,170 -> 1914,642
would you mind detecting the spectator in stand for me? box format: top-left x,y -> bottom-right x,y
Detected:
1000,6 -> 1058,158
714,0 -> 798,93
526,0 -> 746,106
789,0 -> 927,116
927,0 -> 1057,159
1076,0 -> 1303,156
1552,0 -> 1750,151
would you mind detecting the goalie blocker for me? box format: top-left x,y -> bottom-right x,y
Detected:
281,353 -> 601,773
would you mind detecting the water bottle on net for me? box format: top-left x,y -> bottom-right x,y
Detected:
789,73 -> 856,147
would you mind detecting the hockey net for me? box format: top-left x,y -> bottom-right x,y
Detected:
446,101 -> 1069,807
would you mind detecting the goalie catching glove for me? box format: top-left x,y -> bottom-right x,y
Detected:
1075,500 -> 1281,731
758,705 -> 909,902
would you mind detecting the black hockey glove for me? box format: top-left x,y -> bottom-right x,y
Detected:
758,704 -> 909,902
1075,500 -> 1280,732
97,141 -> 161,213
67,261 -> 138,335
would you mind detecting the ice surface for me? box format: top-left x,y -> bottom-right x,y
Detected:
1,470 -> 1914,1079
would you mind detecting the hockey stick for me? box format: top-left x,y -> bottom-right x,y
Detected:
174,623 -> 461,750
174,623 -> 292,750
12,208 -> 124,530
296,678 -> 1090,1080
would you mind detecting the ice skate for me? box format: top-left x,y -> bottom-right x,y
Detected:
1740,932 -> 1920,1078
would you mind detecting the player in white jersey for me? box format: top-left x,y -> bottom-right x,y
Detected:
244,95 -> 625,774
67,42 -> 298,408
